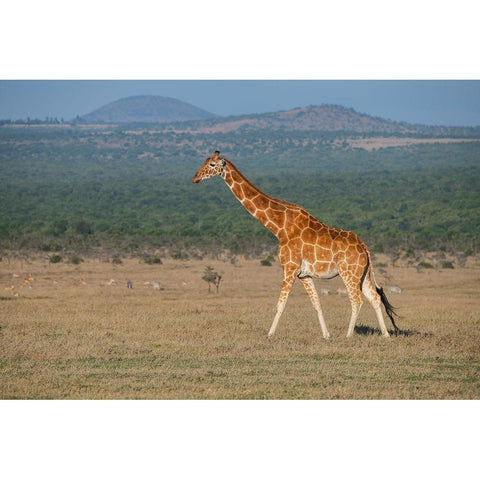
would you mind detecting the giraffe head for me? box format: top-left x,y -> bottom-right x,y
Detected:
192,151 -> 227,183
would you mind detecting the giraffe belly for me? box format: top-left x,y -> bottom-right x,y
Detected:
298,259 -> 338,279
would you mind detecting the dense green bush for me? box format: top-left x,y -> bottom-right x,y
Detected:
1,127 -> 479,254
49,254 -> 63,264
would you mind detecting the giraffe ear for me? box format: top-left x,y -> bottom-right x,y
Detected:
213,151 -> 220,160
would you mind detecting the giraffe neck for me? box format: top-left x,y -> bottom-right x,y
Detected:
221,160 -> 288,238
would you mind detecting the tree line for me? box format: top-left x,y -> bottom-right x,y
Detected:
1,126 -> 479,256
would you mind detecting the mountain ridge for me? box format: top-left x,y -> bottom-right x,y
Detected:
158,104 -> 479,137
175,104 -> 413,134
77,96 -> 480,137
79,95 -> 219,124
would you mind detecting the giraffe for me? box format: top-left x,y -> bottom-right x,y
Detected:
193,151 -> 400,339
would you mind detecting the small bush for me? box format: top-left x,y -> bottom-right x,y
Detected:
41,243 -> 62,252
111,256 -> 123,265
74,220 -> 93,235
441,261 -> 454,269
260,255 -> 275,266
50,254 -> 63,264
141,254 -> 163,265
69,256 -> 84,265
418,261 -> 434,269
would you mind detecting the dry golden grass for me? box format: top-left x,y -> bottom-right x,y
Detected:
1,257 -> 479,399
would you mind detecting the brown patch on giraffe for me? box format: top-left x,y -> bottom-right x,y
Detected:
242,198 -> 256,214
288,237 -> 303,255
266,208 -> 285,229
241,181 -> 260,201
278,244 -> 291,264
255,209 -> 268,224
333,235 -> 350,252
315,245 -> 332,263
286,210 -> 306,232
317,231 -> 333,249
308,217 -> 324,230
266,221 -> 281,236
345,247 -> 359,264
253,195 -> 269,210
269,200 -> 286,212
301,227 -> 317,244
313,260 -> 331,275
302,243 -> 315,261
230,181 -> 244,200
285,223 -> 302,240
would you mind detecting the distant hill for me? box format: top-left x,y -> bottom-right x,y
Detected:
79,95 -> 219,124
169,104 -> 479,137
77,98 -> 479,136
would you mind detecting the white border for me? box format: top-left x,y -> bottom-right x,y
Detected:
1,1 -> 479,79
1,400 -> 478,479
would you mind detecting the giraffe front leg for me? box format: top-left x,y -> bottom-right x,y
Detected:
268,264 -> 297,338
299,277 -> 330,339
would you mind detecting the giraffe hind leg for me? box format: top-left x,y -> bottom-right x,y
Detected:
346,294 -> 363,338
338,268 -> 364,337
362,275 -> 390,337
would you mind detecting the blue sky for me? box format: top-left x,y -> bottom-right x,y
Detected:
1,80 -> 479,126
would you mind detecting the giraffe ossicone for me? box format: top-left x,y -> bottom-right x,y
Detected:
193,151 -> 400,338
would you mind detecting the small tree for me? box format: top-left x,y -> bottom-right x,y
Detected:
202,265 -> 222,293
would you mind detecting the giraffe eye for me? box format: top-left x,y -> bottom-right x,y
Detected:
210,163 -> 216,167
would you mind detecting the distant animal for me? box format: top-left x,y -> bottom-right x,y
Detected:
126,280 -> 133,289
336,287 -> 348,296
319,288 -> 330,295
193,151 -> 400,338
151,281 -> 164,291
386,285 -> 402,294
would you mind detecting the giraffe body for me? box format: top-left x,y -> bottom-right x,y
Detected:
193,151 -> 399,338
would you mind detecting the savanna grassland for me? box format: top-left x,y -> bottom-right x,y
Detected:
1,111 -> 479,400
1,256 -> 478,399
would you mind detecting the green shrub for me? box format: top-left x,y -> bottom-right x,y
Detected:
50,254 -> 63,264
418,261 -> 434,269
141,254 -> 163,265
69,255 -> 84,265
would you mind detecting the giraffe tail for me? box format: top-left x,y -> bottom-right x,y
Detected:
365,250 -> 401,334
